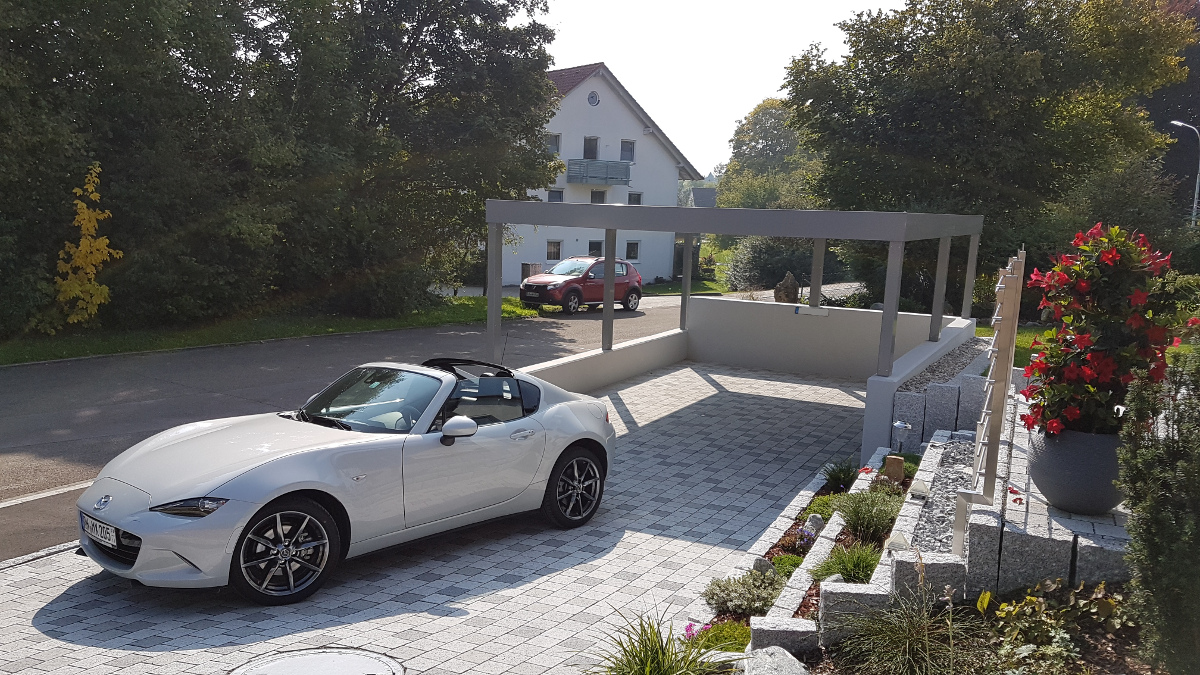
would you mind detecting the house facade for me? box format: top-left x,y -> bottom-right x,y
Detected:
502,63 -> 703,285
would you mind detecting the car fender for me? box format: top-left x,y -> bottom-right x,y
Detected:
532,400 -> 615,484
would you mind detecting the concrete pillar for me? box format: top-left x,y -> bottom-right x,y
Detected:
929,236 -> 951,341
487,222 -> 503,363
876,240 -> 905,377
809,238 -> 825,308
602,228 -> 617,351
961,233 -> 980,319
680,233 -> 693,330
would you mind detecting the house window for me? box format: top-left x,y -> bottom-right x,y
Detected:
545,133 -> 561,155
547,189 -> 563,203
590,190 -> 606,204
583,136 -> 599,160
620,140 -> 635,162
546,240 -> 562,261
627,192 -> 642,205
589,240 -> 603,256
625,241 -> 640,261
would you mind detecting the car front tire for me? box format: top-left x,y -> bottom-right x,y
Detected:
541,445 -> 605,529
623,289 -> 641,311
229,496 -> 341,605
562,291 -> 582,315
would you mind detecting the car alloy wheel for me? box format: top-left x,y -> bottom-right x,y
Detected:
542,445 -> 604,528
563,292 -> 581,315
623,290 -> 640,311
231,497 -> 340,605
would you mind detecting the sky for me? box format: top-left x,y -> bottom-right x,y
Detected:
539,0 -> 909,176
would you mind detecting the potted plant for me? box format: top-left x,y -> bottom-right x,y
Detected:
1020,223 -> 1173,514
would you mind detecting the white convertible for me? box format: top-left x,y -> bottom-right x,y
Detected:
76,359 -> 616,605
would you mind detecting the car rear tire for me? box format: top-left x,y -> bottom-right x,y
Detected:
230,496 -> 341,605
541,445 -> 605,529
623,289 -> 641,311
562,291 -> 582,315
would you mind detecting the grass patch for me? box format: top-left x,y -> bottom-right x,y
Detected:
0,296 -> 537,366
821,455 -> 860,493
640,279 -> 728,295
838,491 -> 904,546
812,542 -> 882,584
802,494 -> 836,523
975,324 -> 1041,371
771,554 -> 805,579
691,620 -> 752,653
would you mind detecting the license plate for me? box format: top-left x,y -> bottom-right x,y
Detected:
522,291 -> 541,299
81,513 -> 117,547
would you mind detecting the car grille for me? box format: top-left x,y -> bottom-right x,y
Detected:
524,284 -> 549,292
90,529 -> 142,566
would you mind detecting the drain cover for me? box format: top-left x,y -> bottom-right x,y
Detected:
228,648 -> 405,675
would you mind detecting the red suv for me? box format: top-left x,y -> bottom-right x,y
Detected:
520,257 -> 643,314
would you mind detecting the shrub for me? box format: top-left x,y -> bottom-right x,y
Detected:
812,543 -> 881,583
585,612 -> 736,675
801,494 -> 835,522
701,571 -> 787,617
776,528 -> 816,557
688,621 -> 752,653
325,266 -> 440,318
834,589 -> 995,675
771,554 -> 804,579
1118,345 -> 1200,671
869,476 -> 905,496
821,456 -> 859,493
1021,223 -> 1174,435
897,452 -> 923,479
838,491 -> 903,545
723,236 -> 814,291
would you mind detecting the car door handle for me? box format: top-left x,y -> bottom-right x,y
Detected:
509,429 -> 536,440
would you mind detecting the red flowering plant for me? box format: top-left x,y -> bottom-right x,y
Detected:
1020,223 -> 1175,435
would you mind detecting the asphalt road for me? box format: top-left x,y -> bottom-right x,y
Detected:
0,296 -> 683,560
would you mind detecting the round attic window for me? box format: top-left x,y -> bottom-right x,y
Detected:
587,91 -> 600,106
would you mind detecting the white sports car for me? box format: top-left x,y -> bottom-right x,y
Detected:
75,359 -> 616,605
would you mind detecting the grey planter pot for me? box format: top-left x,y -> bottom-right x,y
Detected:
1028,430 -> 1123,515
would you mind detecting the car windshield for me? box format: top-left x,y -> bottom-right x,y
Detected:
548,259 -> 591,276
302,367 -> 442,433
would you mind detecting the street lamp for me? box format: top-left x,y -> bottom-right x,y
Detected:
1171,120 -> 1200,227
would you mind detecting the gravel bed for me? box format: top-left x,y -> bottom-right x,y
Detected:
912,440 -> 976,554
898,337 -> 989,392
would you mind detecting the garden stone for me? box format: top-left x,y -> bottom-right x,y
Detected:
774,272 -> 800,304
883,455 -> 905,482
803,514 -> 824,536
823,574 -> 843,583
752,557 -> 777,575
745,646 -> 810,675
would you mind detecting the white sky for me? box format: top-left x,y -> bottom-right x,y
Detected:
540,0 -> 909,176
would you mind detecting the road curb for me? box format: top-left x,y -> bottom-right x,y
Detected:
0,541 -> 77,572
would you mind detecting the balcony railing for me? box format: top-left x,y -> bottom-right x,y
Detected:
566,159 -> 631,186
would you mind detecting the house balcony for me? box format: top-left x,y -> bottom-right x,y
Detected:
566,159 -> 631,186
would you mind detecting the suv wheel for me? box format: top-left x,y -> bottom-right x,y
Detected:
562,291 -> 582,315
622,289 -> 641,311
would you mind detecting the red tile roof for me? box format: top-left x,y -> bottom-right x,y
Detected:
546,63 -> 605,96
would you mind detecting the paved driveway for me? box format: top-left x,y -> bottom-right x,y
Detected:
0,363 -> 864,675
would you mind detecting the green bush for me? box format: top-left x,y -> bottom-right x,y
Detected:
897,452 -> 923,479
701,571 -> 786,617
838,491 -> 903,545
771,554 -> 804,579
325,266 -> 440,318
585,612 -> 736,675
821,455 -> 859,493
812,543 -> 881,584
801,494 -> 835,522
869,476 -> 905,496
690,621 -> 752,653
1118,346 -> 1200,672
834,589 -> 995,675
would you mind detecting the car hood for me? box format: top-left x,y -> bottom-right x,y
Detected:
98,413 -> 364,505
524,273 -> 574,285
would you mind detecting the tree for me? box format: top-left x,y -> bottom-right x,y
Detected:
718,98 -> 822,211
784,0 -> 1194,308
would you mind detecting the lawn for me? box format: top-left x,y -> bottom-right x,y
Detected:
0,296 -> 538,366
641,279 -> 728,295
976,323 -> 1041,369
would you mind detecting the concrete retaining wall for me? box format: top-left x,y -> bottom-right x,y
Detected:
522,328 -> 687,393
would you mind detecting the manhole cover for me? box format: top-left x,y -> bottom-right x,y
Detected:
228,648 -> 405,675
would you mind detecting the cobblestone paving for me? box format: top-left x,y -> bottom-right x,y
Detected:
0,362 -> 864,675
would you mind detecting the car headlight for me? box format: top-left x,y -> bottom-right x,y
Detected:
547,281 -> 563,289
150,497 -> 228,518
519,281 -> 527,289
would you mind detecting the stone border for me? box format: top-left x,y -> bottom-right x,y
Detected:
0,541 -> 79,573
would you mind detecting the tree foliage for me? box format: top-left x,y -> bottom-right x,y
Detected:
718,98 -> 822,211
0,0 -> 560,335
784,0 -> 1195,308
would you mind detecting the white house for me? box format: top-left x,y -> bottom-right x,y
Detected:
502,63 -> 703,285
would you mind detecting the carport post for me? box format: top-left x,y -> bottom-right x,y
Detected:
961,233 -> 980,319
876,240 -> 905,377
809,238 -> 825,308
487,221 -> 503,362
602,229 -> 617,351
680,233 -> 693,330
929,236 -> 951,341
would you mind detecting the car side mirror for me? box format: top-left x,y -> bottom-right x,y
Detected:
440,415 -> 478,446
586,272 -> 595,279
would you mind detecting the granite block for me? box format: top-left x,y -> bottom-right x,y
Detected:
957,375 -> 987,431
892,392 -> 926,453
1075,534 -> 1130,585
924,383 -> 960,442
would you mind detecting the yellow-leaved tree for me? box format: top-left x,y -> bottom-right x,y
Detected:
36,162 -> 123,333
